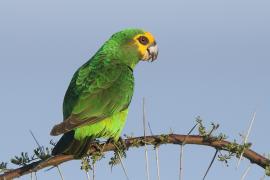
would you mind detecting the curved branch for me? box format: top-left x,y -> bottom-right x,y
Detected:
1,134 -> 269,179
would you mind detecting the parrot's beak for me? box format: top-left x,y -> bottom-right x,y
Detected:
143,41 -> 158,62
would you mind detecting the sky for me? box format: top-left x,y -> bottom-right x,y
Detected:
0,0 -> 270,179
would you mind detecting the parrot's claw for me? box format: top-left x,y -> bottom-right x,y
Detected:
118,137 -> 125,146
106,138 -> 115,144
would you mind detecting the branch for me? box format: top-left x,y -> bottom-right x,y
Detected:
1,134 -> 269,179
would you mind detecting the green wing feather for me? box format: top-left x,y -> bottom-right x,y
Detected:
50,59 -> 134,136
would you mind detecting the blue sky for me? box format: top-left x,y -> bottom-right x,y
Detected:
1,0 -> 270,179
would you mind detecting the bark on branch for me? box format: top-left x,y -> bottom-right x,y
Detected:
1,134 -> 269,180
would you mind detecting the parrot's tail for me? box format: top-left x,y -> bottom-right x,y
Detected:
52,131 -> 92,159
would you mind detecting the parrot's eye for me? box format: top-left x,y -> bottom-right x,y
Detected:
138,36 -> 149,45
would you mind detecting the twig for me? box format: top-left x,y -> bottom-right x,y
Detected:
113,142 -> 129,180
180,122 -> 199,180
92,163 -> 95,180
148,122 -> 161,180
29,130 -> 41,149
147,122 -> 154,136
240,164 -> 252,180
56,166 -> 64,180
143,98 -> 150,180
155,148 -> 161,180
184,122 -> 199,143
86,171 -> 90,180
1,134 -> 270,179
237,112 -> 256,168
34,172 -> 37,180
179,145 -> 184,180
116,151 -> 129,180
202,150 -> 218,180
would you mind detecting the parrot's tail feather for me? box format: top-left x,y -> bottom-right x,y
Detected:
50,116 -> 101,136
50,122 -> 74,136
52,131 -> 92,158
50,117 -> 83,136
50,123 -> 64,136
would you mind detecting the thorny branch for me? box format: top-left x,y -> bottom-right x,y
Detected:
1,134 -> 270,180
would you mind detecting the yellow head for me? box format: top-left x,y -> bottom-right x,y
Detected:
132,31 -> 158,61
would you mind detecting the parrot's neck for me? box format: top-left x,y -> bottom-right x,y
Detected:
99,40 -> 140,70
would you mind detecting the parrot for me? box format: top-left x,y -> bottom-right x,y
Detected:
50,28 -> 158,158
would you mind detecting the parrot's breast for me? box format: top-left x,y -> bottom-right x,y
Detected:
74,109 -> 129,141
74,65 -> 134,141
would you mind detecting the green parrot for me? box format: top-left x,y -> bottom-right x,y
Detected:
50,28 -> 158,157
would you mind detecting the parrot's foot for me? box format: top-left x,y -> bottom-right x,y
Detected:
85,139 -> 103,155
115,137 -> 127,152
110,137 -> 127,165
118,136 -> 125,144
105,137 -> 113,144
112,137 -> 127,155
99,137 -> 126,154
105,136 -> 125,144
98,138 -> 114,153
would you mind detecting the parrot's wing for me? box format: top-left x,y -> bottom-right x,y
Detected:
50,62 -> 132,136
